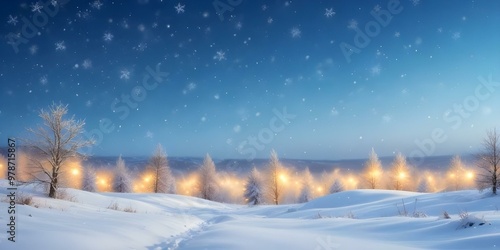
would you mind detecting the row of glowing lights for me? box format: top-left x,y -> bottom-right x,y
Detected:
2,163 -> 475,193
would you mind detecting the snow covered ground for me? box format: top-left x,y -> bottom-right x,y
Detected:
0,180 -> 499,250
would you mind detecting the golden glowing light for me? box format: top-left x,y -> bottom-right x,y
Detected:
316,186 -> 323,192
399,172 -> 406,179
71,168 -> 79,176
144,176 -> 151,183
466,171 -> 474,180
279,174 -> 288,183
449,173 -> 456,178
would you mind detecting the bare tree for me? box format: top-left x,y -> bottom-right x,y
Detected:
363,148 -> 383,189
476,128 -> 500,195
26,103 -> 93,198
447,155 -> 465,191
113,156 -> 132,193
266,149 -> 283,205
148,144 -> 175,193
197,154 -> 218,200
389,152 -> 411,191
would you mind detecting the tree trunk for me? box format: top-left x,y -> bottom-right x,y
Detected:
49,170 -> 58,198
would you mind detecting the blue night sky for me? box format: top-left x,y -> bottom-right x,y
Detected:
1,0 -> 499,160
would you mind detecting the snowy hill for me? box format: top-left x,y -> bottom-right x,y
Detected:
1,180 -> 499,249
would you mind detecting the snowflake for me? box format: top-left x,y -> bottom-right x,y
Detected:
324,8 -> 335,18
348,19 -> 358,29
145,131 -> 154,138
30,2 -> 43,13
213,50 -> 226,61
452,32 -> 461,40
40,75 -> 48,85
51,0 -> 58,6
55,41 -> 66,51
290,27 -> 301,38
174,3 -> 185,14
134,42 -> 148,51
29,45 -> 38,54
90,0 -> 103,10
267,17 -> 273,24
120,70 -> 130,80
371,65 -> 381,75
7,15 -> 18,26
152,22 -> 158,28
373,5 -> 381,12
76,10 -> 91,19
411,0 -> 421,6
394,31 -> 400,37
261,5 -> 268,11
82,59 -> 92,69
103,32 -> 113,42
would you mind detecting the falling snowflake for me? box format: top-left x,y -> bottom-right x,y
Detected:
411,0 -> 421,6
134,42 -> 148,51
103,32 -> 114,42
30,2 -> 43,13
29,45 -> 38,55
7,15 -> 18,26
267,17 -> 273,24
152,22 -> 158,28
145,131 -> 154,139
182,82 -> 196,94
174,3 -> 185,14
371,65 -> 381,75
233,125 -> 241,133
55,41 -> 66,51
290,27 -> 301,38
373,5 -> 381,12
452,32 -> 461,40
120,70 -> 130,80
138,24 -> 145,32
82,59 -> 92,69
90,0 -> 103,10
324,8 -> 335,18
348,19 -> 358,29
331,107 -> 339,116
213,50 -> 226,61
214,94 -> 220,100
394,31 -> 400,38
40,75 -> 48,85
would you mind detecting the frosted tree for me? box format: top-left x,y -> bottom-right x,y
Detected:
476,129 -> 500,195
148,144 -> 175,193
25,103 -> 93,198
329,178 -> 344,193
113,156 -> 132,193
417,178 -> 429,193
362,148 -> 383,189
266,149 -> 283,205
447,155 -> 465,191
298,167 -> 313,203
389,152 -> 411,191
82,166 -> 97,192
197,154 -> 218,200
243,167 -> 264,205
